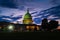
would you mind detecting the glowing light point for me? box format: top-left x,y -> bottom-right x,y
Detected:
7,24 -> 15,31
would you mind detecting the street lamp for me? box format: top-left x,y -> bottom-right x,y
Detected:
7,24 -> 15,32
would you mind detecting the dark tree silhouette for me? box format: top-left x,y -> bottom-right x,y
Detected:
41,18 -> 49,31
48,20 -> 59,31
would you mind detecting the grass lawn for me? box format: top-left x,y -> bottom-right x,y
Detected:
0,32 -> 59,39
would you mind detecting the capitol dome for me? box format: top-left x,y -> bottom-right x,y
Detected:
24,11 -> 32,19
23,9 -> 33,24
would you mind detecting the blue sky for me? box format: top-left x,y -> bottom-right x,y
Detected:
0,0 -> 60,25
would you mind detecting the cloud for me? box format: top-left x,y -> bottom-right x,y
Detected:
50,0 -> 60,5
0,0 -> 54,11
0,15 -> 22,22
0,0 -> 17,8
31,5 -> 60,25
47,15 -> 58,19
2,18 -> 12,20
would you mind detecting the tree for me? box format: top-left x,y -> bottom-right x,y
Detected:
48,20 -> 59,31
41,18 -> 49,31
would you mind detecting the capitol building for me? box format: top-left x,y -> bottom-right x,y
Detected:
0,9 -> 59,32
0,9 -> 40,32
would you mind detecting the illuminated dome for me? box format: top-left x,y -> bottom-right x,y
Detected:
23,9 -> 33,24
24,9 -> 32,19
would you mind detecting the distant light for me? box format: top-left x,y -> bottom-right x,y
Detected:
7,24 -> 15,31
26,26 -> 29,29
57,26 -> 60,30
8,26 -> 13,29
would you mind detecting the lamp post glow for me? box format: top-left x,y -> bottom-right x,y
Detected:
7,24 -> 15,32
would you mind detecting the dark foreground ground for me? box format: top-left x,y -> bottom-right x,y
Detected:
0,32 -> 60,39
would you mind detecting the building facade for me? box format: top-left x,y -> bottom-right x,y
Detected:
0,9 -> 40,32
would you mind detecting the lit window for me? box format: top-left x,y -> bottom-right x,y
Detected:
31,26 -> 35,29
26,26 -> 29,29
36,26 -> 40,30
